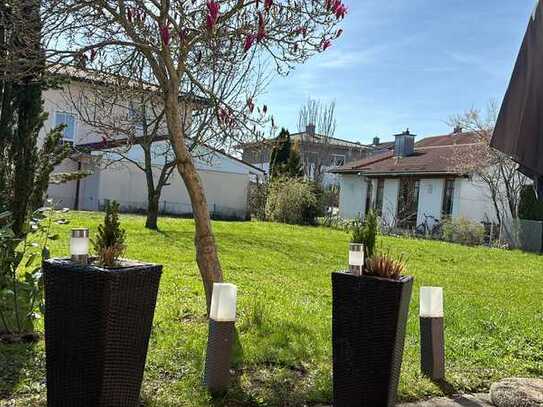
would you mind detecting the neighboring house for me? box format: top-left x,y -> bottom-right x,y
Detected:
331,129 -> 502,229
43,68 -> 264,220
239,124 -> 374,186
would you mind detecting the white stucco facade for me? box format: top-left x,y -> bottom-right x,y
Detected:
338,174 -> 366,218
339,174 -> 500,228
416,179 -> 445,227
42,77 -> 263,220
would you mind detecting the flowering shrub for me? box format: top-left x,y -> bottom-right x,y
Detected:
265,178 -> 320,225
442,217 -> 485,246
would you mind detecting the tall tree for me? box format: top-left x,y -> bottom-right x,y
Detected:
46,0 -> 347,310
0,0 -> 69,236
269,128 -> 292,178
297,98 -> 337,183
449,102 -> 529,241
66,59 -> 178,230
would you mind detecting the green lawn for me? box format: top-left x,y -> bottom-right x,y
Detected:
1,211 -> 543,406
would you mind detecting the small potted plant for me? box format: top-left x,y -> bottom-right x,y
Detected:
44,201 -> 162,407
333,210 -> 413,407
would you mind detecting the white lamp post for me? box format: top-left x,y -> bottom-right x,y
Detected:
70,228 -> 89,264
419,287 -> 445,380
204,283 -> 238,394
349,243 -> 365,276
209,283 -> 237,322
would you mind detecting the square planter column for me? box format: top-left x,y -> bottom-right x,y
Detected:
43,259 -> 162,407
332,272 -> 413,407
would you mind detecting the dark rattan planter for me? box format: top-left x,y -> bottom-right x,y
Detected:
43,258 -> 162,407
332,272 -> 413,407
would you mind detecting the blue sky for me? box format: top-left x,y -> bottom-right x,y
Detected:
262,0 -> 536,144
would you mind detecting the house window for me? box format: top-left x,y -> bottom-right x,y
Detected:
365,180 -> 373,215
331,154 -> 345,167
375,178 -> 385,216
442,178 -> 455,217
397,177 -> 420,230
55,112 -> 77,144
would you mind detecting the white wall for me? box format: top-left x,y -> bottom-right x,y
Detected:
339,174 -> 366,218
382,179 -> 400,226
454,176 -> 499,224
78,159 -> 250,219
417,179 -> 445,227
46,158 -> 79,208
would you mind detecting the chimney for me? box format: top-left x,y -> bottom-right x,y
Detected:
373,137 -> 380,145
393,129 -> 416,157
306,123 -> 316,137
453,126 -> 463,134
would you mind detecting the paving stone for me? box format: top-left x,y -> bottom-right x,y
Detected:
490,378 -> 543,407
316,393 -> 494,407
397,394 -> 494,406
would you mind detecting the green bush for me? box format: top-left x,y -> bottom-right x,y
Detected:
92,201 -> 126,266
519,185 -> 543,221
442,217 -> 485,246
248,181 -> 268,221
265,178 -> 320,225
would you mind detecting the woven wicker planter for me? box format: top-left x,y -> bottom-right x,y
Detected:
332,271 -> 413,407
43,259 -> 162,407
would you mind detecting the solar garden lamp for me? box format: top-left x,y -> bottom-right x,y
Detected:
204,283 -> 237,394
419,287 -> 445,380
348,243 -> 364,276
70,228 -> 89,264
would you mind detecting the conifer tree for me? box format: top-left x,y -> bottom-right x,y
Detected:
0,0 -> 70,236
93,201 -> 126,267
269,128 -> 292,179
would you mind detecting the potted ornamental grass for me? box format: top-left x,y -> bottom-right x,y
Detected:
333,210 -> 413,407
44,201 -> 162,407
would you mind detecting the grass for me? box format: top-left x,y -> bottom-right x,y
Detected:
1,211 -> 543,406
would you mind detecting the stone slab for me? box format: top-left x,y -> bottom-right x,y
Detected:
490,378 -> 543,407
397,394 -> 494,406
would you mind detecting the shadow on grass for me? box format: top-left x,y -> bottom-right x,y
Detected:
0,341 -> 41,400
433,379 -> 458,396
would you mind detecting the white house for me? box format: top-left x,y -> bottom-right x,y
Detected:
43,68 -> 264,220
332,129 -> 502,230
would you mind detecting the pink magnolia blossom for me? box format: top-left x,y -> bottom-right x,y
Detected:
332,1 -> 347,19
322,39 -> 332,51
263,104 -> 268,114
295,26 -> 307,38
247,98 -> 255,113
90,48 -> 97,61
336,28 -> 343,38
264,0 -> 273,11
206,1 -> 220,30
127,8 -> 133,23
159,24 -> 171,46
244,34 -> 256,52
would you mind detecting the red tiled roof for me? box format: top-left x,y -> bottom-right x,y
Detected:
331,132 -> 483,176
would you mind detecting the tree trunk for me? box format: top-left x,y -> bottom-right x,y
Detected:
146,193 -> 160,230
163,92 -> 223,312
143,146 -> 159,231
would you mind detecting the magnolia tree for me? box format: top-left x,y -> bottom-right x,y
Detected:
44,0 -> 347,309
